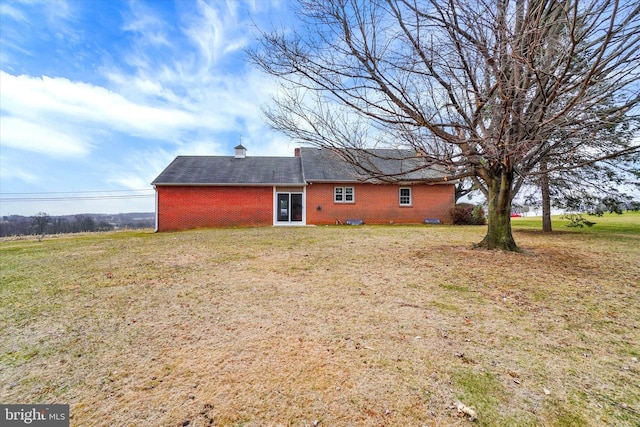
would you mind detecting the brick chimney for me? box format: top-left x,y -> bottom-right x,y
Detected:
294,147 -> 301,157
234,144 -> 247,159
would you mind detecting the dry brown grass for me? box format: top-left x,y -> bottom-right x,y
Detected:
1,225 -> 639,426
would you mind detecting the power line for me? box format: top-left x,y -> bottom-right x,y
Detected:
1,195 -> 154,202
0,189 -> 155,203
0,189 -> 154,195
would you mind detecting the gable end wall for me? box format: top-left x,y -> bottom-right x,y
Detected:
156,186 -> 273,231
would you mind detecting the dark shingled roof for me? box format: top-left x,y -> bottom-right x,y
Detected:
152,148 -> 452,186
300,147 -> 450,182
151,156 -> 304,185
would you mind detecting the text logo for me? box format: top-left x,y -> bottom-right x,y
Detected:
1,405 -> 69,426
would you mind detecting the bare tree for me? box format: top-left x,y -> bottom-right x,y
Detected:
32,212 -> 50,241
250,0 -> 640,250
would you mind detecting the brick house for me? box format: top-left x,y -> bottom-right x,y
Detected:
151,145 -> 455,231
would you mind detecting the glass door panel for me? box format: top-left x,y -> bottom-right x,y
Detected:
277,193 -> 289,222
291,193 -> 303,222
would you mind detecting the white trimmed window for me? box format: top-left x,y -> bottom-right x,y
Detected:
334,186 -> 355,203
399,187 -> 412,206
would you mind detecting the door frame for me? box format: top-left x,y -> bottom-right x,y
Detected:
273,186 -> 306,226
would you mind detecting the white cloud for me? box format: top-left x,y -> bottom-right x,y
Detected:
0,3 -> 28,22
1,0 -> 73,24
122,2 -> 171,47
0,59 -> 278,166
100,1 -> 284,146
0,116 -> 90,157
35,0 -> 73,23
183,0 -> 250,69
0,159 -> 40,184
0,71 -> 219,158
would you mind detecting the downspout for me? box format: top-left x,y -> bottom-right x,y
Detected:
272,186 -> 277,226
302,184 -> 307,226
153,185 -> 159,232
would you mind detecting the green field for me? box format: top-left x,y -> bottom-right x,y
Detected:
512,211 -> 640,234
1,215 -> 639,426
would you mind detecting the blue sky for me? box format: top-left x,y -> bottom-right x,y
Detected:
0,0 -> 296,216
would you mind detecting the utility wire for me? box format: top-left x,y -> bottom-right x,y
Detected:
0,189 -> 155,202
0,189 -> 153,195
1,195 -> 154,202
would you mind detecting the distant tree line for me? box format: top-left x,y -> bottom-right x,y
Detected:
514,197 -> 640,217
0,212 -> 155,238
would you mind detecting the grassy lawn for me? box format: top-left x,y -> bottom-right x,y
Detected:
511,211 -> 640,234
1,218 -> 639,426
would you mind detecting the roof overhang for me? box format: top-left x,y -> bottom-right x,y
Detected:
152,182 -> 307,187
305,179 -> 456,185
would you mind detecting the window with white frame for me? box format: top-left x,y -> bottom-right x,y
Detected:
334,186 -> 354,203
399,187 -> 412,206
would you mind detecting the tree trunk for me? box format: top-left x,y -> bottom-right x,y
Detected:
475,171 -> 519,251
540,160 -> 552,232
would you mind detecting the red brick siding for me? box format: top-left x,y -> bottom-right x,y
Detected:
156,186 -> 272,231
305,183 -> 454,225
156,183 -> 455,230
